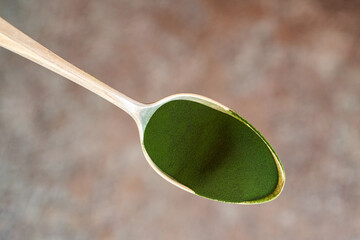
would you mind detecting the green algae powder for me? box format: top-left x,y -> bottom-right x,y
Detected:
143,100 -> 282,203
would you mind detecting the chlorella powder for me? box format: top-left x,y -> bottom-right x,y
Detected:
143,100 -> 279,203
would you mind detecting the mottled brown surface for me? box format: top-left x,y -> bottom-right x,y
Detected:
0,1 -> 359,239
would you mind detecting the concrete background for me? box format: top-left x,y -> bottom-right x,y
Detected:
0,0 -> 359,239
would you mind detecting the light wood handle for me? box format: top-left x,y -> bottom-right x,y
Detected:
0,17 -> 142,118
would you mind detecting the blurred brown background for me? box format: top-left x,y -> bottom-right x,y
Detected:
0,0 -> 359,239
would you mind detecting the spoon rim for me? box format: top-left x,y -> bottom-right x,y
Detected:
138,93 -> 285,204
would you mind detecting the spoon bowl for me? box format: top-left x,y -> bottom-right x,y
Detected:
0,17 -> 285,204
138,94 -> 284,203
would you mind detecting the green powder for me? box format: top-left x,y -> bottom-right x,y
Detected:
143,100 -> 281,203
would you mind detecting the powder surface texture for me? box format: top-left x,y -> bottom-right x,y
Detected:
143,100 -> 279,203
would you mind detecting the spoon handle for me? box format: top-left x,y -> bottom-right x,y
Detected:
0,17 -> 143,119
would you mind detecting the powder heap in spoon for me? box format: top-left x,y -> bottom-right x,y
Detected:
143,100 -> 284,203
